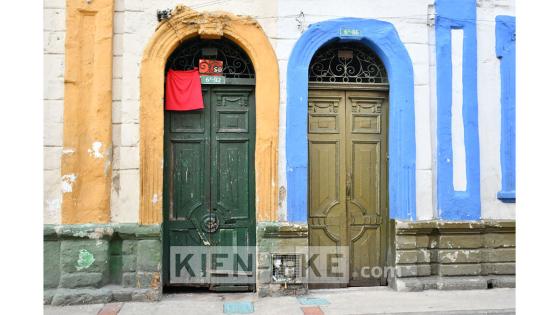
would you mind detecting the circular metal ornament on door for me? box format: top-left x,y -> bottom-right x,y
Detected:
202,213 -> 220,233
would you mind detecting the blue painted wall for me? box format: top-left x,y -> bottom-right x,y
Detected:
285,18 -> 416,222
435,0 -> 481,219
495,15 -> 516,203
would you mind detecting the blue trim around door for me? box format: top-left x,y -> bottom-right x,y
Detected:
285,18 -> 416,222
435,0 -> 481,219
495,15 -> 516,203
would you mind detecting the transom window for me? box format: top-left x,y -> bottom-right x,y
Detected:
308,41 -> 388,84
166,37 -> 254,79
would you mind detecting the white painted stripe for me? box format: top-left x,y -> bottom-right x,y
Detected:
451,29 -> 467,192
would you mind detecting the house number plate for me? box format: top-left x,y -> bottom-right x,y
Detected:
201,75 -> 225,85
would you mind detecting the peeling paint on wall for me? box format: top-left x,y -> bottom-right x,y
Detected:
278,186 -> 286,208
61,174 -> 77,193
88,141 -> 104,159
47,198 -> 61,211
62,147 -> 75,155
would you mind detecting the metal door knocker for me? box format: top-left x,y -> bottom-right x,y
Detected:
202,213 -> 220,233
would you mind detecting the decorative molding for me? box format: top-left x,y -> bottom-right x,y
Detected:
157,5 -> 261,40
495,16 -> 516,203
435,0 -> 481,219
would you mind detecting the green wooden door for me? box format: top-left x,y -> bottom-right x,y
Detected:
163,85 -> 256,289
308,89 -> 388,287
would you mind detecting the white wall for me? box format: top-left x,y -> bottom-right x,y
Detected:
44,0 -> 66,224
43,0 -> 516,223
477,0 -> 516,219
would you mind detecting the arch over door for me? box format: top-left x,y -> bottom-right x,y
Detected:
139,5 -> 279,224
286,18 -> 416,222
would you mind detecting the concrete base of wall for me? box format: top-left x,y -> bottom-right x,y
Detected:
44,286 -> 161,305
389,275 -> 515,291
44,224 -> 162,305
43,220 -> 515,304
388,220 -> 515,291
256,222 -> 309,297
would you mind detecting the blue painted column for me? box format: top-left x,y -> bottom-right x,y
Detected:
285,18 -> 416,222
435,0 -> 481,219
495,16 -> 516,203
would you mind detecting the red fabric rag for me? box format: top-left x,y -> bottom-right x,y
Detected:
165,69 -> 204,111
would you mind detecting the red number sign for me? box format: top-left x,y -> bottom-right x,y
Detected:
198,59 -> 223,76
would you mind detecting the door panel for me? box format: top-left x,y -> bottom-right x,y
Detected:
308,141 -> 340,216
308,88 -> 388,288
215,141 -> 249,218
170,141 -> 206,219
164,85 -> 255,288
346,91 -> 388,286
308,90 -> 347,289
211,87 -> 255,245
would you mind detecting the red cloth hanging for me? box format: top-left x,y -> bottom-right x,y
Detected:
165,69 -> 204,111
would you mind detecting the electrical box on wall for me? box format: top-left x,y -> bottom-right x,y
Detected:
271,254 -> 304,283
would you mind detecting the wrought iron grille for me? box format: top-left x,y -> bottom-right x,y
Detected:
166,37 -> 254,79
309,41 -> 388,84
271,254 -> 303,283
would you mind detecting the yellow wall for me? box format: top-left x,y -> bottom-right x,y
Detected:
61,0 -> 114,223
139,6 -> 280,224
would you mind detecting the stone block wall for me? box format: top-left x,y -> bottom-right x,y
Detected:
44,0 -> 66,224
44,224 -> 162,305
388,220 -> 515,291
256,223 -> 308,297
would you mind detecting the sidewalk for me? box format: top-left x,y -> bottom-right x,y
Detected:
44,287 -> 515,315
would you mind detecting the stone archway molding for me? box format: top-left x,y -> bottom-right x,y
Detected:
140,5 -> 279,224
285,18 -> 416,221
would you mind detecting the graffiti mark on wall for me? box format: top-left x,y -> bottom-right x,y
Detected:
76,249 -> 95,271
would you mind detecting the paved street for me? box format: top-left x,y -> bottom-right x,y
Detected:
44,287 -> 515,315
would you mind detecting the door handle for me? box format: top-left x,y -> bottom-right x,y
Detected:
346,171 -> 352,199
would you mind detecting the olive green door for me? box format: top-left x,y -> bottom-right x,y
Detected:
308,89 -> 388,287
163,85 -> 256,289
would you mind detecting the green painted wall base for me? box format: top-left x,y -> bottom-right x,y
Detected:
256,222 -> 309,297
44,220 -> 515,303
388,220 -> 516,291
44,224 -> 162,305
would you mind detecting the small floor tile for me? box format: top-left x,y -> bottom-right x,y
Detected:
223,301 -> 254,314
297,297 -> 330,306
301,306 -> 324,315
97,303 -> 123,315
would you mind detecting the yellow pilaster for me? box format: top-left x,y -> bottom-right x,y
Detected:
61,0 -> 114,223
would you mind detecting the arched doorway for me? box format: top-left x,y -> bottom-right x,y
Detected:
285,18 -> 416,224
162,37 -> 256,291
307,40 -> 390,288
139,6 -> 279,226
139,6 -> 280,292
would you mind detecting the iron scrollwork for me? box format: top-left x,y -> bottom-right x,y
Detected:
309,41 -> 388,84
166,37 -> 255,79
